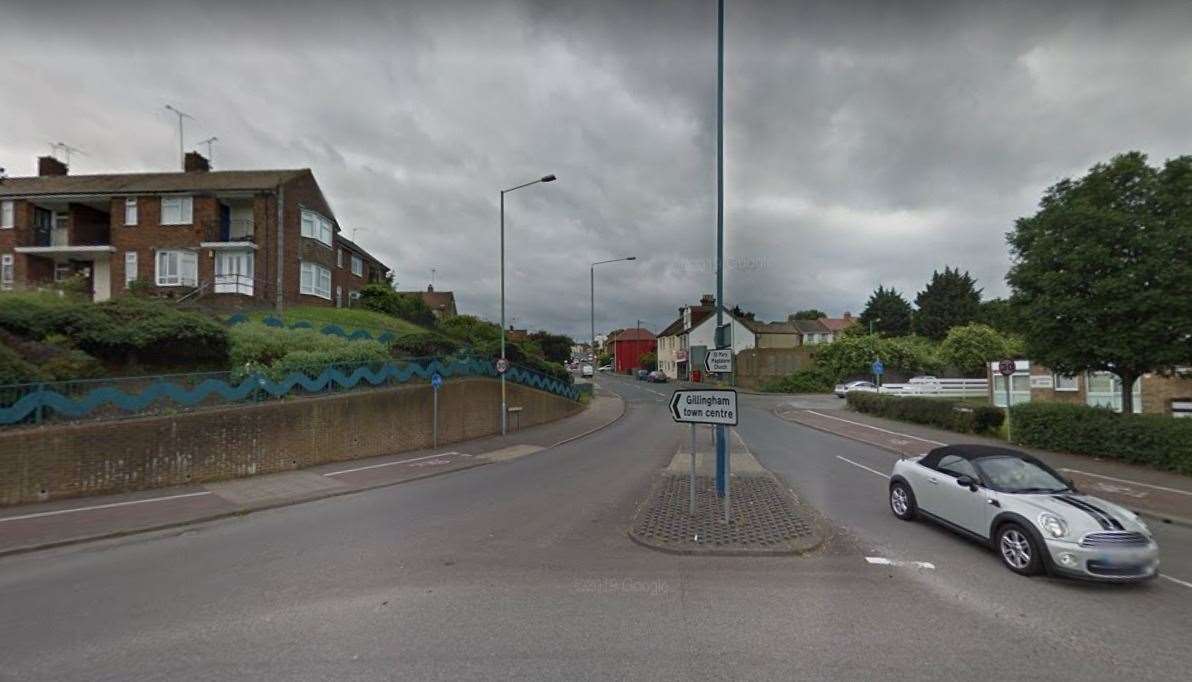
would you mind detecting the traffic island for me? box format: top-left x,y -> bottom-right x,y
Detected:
628,432 -> 823,556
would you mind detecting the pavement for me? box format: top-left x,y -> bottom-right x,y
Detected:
0,373 -> 1190,680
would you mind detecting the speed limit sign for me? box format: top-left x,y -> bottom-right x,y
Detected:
495,358 -> 510,374
998,359 -> 1017,377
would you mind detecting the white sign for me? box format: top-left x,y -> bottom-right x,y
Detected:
704,349 -> 732,374
670,389 -> 738,426
1030,375 -> 1053,389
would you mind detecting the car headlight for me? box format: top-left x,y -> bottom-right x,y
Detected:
1038,513 -> 1068,539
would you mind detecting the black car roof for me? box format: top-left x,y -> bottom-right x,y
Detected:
923,444 -> 1036,467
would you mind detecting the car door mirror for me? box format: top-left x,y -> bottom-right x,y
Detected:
955,475 -> 978,491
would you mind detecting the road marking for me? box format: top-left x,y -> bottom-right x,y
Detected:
865,557 -> 935,569
836,455 -> 890,479
645,388 -> 665,397
1159,574 -> 1192,589
0,492 -> 213,523
802,410 -> 947,446
1058,469 -> 1192,497
324,452 -> 462,476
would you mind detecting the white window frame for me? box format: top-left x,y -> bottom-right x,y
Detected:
124,251 -> 138,287
300,261 -> 332,299
155,249 -> 197,287
1,200 -> 13,229
351,254 -> 363,277
124,198 -> 138,226
160,196 -> 193,225
1,254 -> 13,290
300,209 -> 334,247
337,248 -> 343,268
1053,374 -> 1079,392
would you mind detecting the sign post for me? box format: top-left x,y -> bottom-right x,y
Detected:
671,389 -> 738,522
998,359 -> 1016,442
704,349 -> 733,374
431,372 -> 444,448
871,358 -> 884,392
689,424 -> 697,515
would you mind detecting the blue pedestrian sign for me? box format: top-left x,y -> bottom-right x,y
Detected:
871,359 -> 884,376
431,372 -> 444,390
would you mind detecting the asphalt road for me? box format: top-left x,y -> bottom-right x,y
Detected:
1,373 -> 1189,680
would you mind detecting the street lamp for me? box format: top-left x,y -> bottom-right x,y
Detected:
869,317 -> 880,335
499,174 -> 556,435
591,257 -> 637,378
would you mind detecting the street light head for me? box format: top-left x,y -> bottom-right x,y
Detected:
626,256 -> 637,261
540,174 -> 557,183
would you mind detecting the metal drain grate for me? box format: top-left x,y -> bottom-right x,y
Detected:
631,475 -> 814,549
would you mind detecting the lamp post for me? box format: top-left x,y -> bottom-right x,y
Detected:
500,174 -> 556,435
591,257 -> 637,379
869,317 -> 880,335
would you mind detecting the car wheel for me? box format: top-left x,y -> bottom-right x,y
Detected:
889,481 -> 916,521
996,523 -> 1043,576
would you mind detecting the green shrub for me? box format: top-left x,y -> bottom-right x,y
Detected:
0,329 -> 105,382
357,284 -> 436,327
847,391 -> 1004,434
0,342 -> 41,384
813,334 -> 941,382
1010,402 -> 1192,474
389,331 -> 461,358
59,298 -> 229,366
0,292 -> 76,338
438,315 -> 500,346
761,368 -> 834,393
229,323 -> 389,373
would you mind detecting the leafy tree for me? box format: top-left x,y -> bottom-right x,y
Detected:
812,333 -> 939,382
976,297 -> 1020,334
914,267 -> 982,340
1007,151 -> 1192,413
728,305 -> 755,320
357,284 -> 436,327
639,351 -> 657,371
529,331 -> 575,364
438,315 -> 500,346
938,323 -> 1023,377
792,309 -> 827,320
858,286 -> 913,336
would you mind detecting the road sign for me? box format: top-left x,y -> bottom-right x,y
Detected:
704,349 -> 732,373
871,359 -> 884,376
431,372 -> 444,390
998,359 -> 1017,377
495,358 -> 510,374
669,389 -> 738,426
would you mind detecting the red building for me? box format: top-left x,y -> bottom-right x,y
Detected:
608,328 -> 657,374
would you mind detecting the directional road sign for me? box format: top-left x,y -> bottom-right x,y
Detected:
871,359 -> 884,376
669,389 -> 738,426
431,372 -> 444,390
704,349 -> 733,374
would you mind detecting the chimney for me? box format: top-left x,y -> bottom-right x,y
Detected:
38,156 -> 68,176
184,151 -> 210,173
843,311 -> 852,320
699,294 -> 715,307
427,283 -> 434,292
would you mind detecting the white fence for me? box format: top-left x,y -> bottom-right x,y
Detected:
878,378 -> 988,398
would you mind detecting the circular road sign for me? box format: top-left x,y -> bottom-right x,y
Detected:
998,359 -> 1017,377
871,359 -> 884,376
495,358 -> 510,374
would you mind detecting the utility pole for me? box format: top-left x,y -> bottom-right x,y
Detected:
714,0 -> 729,516
164,105 -> 193,170
196,136 -> 218,166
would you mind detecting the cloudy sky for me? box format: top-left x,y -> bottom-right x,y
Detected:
4,0 -> 1191,339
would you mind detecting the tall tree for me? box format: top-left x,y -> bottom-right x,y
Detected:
976,297 -> 1020,335
529,331 -> 575,364
858,286 -> 913,336
1007,151 -> 1192,413
914,267 -> 982,340
792,309 -> 827,320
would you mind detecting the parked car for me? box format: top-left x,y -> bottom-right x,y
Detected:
648,370 -> 668,383
581,364 -> 594,378
636,369 -> 650,381
889,444 -> 1158,582
901,375 -> 942,395
834,380 -> 877,398
598,365 -> 612,372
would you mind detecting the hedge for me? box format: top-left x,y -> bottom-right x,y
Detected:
1010,402 -> 1192,475
761,368 -> 834,393
847,392 -> 1004,434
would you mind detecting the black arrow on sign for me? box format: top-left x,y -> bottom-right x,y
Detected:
670,391 -> 683,421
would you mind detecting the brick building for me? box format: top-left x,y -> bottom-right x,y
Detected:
398,283 -> 458,319
0,153 -> 389,309
608,327 -> 657,374
988,360 -> 1192,417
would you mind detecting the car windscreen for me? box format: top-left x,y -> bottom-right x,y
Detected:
975,456 -> 1069,493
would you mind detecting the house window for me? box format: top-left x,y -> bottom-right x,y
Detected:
300,209 -> 333,247
124,198 -> 138,226
1054,374 -> 1078,392
160,196 -> 193,225
351,254 -> 363,277
300,261 -> 332,299
156,249 -> 197,286
337,248 -> 343,268
124,252 -> 138,287
0,254 -> 12,290
54,263 -> 72,282
1,201 -> 13,229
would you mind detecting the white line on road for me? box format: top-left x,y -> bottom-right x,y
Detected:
1058,469 -> 1192,497
1159,574 -> 1192,589
0,492 -> 213,523
324,452 -> 462,477
836,455 -> 890,479
865,557 -> 935,569
803,410 -> 947,446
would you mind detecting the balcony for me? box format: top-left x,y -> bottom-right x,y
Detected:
200,218 -> 256,248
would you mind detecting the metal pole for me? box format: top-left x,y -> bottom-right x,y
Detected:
1005,377 -> 1013,443
714,0 -> 728,500
591,264 -> 595,378
724,427 -> 732,524
178,116 -> 184,170
500,190 -> 507,436
433,384 -> 439,448
690,423 -> 697,515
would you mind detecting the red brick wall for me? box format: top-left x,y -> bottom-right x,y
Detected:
281,171 -> 338,308
0,378 -> 582,506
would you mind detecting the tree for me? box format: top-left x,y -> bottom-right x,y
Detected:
357,284 -> 436,327
812,333 -> 940,382
792,309 -> 827,320
639,351 -> 657,371
1007,151 -> 1192,413
913,267 -> 982,341
528,331 -> 574,364
938,323 -> 1023,377
729,305 -> 756,320
976,298 -> 1020,335
858,286 -> 913,336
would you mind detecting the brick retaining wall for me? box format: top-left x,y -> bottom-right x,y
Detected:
0,378 -> 581,506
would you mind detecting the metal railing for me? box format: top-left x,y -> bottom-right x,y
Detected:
879,378 -> 989,397
201,219 -> 256,243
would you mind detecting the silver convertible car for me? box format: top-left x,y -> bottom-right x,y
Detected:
889,444 -> 1159,582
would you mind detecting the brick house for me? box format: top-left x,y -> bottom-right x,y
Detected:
398,284 -> 458,319
0,153 -> 389,310
987,360 -> 1192,417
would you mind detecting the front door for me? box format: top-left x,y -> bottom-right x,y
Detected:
214,250 -> 254,295
923,454 -> 994,537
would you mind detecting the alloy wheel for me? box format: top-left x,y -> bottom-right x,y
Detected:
1000,529 -> 1032,569
891,487 -> 909,516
